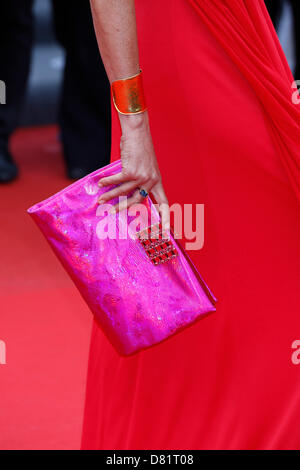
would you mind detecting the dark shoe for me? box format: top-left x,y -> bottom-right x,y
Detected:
67,166 -> 91,180
0,146 -> 18,183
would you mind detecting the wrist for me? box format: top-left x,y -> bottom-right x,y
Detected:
119,110 -> 149,134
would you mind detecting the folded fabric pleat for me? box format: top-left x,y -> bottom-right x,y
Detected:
188,0 -> 300,204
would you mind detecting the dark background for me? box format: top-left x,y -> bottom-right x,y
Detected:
20,0 -> 65,126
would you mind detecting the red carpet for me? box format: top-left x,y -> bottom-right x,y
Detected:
0,126 -> 92,450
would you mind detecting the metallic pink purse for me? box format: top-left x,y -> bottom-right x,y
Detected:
28,160 -> 216,355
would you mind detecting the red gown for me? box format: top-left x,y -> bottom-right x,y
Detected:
81,0 -> 300,450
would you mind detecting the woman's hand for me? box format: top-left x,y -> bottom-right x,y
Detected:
97,111 -> 170,230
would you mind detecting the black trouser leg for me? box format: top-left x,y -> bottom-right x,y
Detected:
290,0 -> 300,79
52,0 -> 111,174
265,0 -> 284,30
0,0 -> 34,149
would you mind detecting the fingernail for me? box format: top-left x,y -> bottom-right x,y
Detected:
98,181 -> 102,187
98,198 -> 104,204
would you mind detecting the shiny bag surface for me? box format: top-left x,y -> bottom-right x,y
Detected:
28,160 -> 216,355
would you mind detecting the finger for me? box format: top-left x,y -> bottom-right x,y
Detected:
151,183 -> 170,233
98,181 -> 137,204
111,186 -> 149,213
98,171 -> 130,188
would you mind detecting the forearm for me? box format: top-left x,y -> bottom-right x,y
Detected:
90,0 -> 147,131
90,0 -> 140,82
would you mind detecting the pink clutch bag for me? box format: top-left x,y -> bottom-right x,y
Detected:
28,160 -> 216,355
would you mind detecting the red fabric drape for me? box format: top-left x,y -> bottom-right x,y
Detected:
81,0 -> 300,450
188,0 -> 300,205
